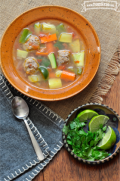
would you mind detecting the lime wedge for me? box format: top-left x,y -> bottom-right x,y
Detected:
97,126 -> 116,150
89,115 -> 109,132
77,109 -> 98,122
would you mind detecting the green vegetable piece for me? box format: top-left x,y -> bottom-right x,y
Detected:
67,134 -> 71,140
48,53 -> 57,69
102,126 -> 107,132
77,67 -> 83,75
87,157 -> 95,161
90,140 -> 94,147
79,129 -> 87,136
17,49 -> 28,59
54,41 -> 64,49
78,122 -> 86,128
19,28 -> 31,44
34,22 -> 41,35
56,23 -> 66,32
67,140 -> 72,145
41,57 -> 51,67
62,125 -> 69,135
39,66 -> 49,79
70,122 -> 76,130
97,129 -> 104,140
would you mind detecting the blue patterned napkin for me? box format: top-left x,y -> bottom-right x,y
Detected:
0,74 -> 64,181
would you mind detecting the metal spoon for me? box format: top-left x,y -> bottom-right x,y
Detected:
12,96 -> 44,161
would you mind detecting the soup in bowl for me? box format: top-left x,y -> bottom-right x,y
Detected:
13,20 -> 86,90
0,6 -> 100,100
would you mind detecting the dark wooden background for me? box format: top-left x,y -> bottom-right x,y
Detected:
34,73 -> 120,181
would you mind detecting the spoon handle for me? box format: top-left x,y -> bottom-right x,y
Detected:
24,118 -> 44,161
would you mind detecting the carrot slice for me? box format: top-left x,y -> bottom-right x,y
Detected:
40,34 -> 57,43
36,52 -> 48,56
75,60 -> 80,63
61,70 -> 75,81
46,42 -> 55,54
58,65 -> 66,70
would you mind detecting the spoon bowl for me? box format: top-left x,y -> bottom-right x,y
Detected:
12,96 -> 29,119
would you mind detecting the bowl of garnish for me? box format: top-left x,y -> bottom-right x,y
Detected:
62,103 -> 120,164
0,6 -> 100,101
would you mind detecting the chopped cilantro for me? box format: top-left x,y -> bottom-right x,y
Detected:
62,116 -> 110,161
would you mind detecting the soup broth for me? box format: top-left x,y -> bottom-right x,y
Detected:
13,19 -> 86,89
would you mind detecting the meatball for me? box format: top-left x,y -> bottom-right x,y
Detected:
57,50 -> 70,66
23,57 -> 39,74
23,35 -> 40,51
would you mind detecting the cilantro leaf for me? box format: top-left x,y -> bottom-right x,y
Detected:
41,57 -> 51,67
67,134 -> 71,140
70,121 -> 76,129
62,125 -> 69,135
54,41 -> 64,49
87,157 -> 95,161
90,140 -> 94,147
102,126 -> 107,131
79,129 -> 86,135
67,140 -> 72,145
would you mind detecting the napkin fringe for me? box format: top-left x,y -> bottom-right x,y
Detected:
0,76 -> 14,102
89,44 -> 120,104
0,74 -> 64,181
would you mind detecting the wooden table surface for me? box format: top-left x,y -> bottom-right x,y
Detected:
34,73 -> 120,181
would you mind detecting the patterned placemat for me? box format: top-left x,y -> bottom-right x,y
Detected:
0,0 -> 120,119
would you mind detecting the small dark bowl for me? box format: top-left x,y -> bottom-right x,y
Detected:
62,103 -> 120,164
